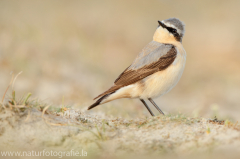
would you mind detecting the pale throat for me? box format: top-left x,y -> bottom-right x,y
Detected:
153,27 -> 186,58
153,27 -> 181,46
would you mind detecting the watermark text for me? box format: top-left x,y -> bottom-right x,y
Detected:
1,149 -> 87,158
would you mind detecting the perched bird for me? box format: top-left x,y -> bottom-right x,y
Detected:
88,18 -> 186,116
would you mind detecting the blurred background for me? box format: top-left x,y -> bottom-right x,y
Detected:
0,0 -> 240,120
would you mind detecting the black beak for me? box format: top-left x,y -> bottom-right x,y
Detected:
158,20 -> 165,28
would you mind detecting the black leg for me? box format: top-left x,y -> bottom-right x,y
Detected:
140,99 -> 155,116
148,98 -> 164,115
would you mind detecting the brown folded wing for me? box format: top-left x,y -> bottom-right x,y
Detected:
94,46 -> 177,100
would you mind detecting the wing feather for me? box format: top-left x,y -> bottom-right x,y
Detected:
94,41 -> 177,100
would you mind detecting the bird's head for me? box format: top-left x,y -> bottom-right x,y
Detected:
153,18 -> 185,44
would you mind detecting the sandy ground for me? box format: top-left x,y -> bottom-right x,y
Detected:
0,101 -> 240,159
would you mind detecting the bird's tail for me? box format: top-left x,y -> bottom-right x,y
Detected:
87,94 -> 110,110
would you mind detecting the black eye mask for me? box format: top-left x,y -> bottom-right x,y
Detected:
158,21 -> 179,37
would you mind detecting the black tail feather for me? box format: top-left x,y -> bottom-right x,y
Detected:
87,94 -> 109,110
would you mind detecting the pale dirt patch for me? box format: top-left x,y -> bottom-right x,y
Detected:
0,103 -> 240,159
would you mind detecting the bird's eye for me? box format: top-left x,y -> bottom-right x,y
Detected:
172,29 -> 177,33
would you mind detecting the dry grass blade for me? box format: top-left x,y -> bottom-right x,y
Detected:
41,105 -> 66,126
24,109 -> 31,122
11,105 -> 27,108
44,119 -> 66,126
11,71 -> 22,91
2,73 -> 14,103
42,105 -> 50,118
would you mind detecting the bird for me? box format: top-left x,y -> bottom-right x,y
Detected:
88,18 -> 186,116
